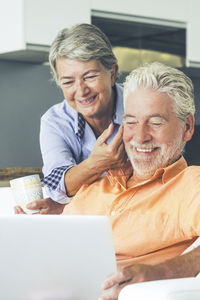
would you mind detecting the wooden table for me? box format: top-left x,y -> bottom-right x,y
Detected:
0,168 -> 43,187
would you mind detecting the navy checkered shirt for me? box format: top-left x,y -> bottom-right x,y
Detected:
42,113 -> 85,190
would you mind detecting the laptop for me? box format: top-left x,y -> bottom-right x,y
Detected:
0,215 -> 117,300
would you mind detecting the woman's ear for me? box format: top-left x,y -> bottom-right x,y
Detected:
111,64 -> 119,86
183,113 -> 195,142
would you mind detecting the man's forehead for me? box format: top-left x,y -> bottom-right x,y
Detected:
123,113 -> 169,121
125,88 -> 173,103
124,89 -> 175,116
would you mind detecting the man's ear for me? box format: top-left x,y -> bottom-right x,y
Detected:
183,113 -> 195,142
111,64 -> 118,87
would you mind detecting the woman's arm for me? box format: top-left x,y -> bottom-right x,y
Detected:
15,125 -> 126,214
65,124 -> 126,196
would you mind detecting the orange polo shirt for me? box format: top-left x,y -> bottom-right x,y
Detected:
63,157 -> 200,267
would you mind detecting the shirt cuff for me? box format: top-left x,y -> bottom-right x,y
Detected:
42,166 -> 74,204
43,185 -> 72,204
42,166 -> 68,190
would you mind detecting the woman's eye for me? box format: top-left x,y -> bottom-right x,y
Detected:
61,81 -> 74,87
63,81 -> 73,85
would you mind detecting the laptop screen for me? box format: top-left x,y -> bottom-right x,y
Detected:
0,215 -> 116,300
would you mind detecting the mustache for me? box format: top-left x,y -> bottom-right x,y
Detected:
129,140 -> 160,148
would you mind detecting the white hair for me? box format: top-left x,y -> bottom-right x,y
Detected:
49,23 -> 117,84
123,62 -> 195,121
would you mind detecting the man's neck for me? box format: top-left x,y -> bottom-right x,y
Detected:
127,172 -> 152,188
127,154 -> 183,188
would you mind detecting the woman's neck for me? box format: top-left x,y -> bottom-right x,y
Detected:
88,116 -> 113,138
85,88 -> 116,137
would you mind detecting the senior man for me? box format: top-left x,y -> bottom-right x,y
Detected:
63,62 -> 200,299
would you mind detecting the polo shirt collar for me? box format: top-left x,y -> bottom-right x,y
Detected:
135,156 -> 188,185
161,156 -> 188,183
108,156 -> 188,187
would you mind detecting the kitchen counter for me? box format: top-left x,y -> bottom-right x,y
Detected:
0,168 -> 43,187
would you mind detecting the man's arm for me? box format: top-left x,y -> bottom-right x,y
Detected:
99,245 -> 200,300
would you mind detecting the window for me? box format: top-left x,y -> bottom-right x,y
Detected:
92,11 -> 186,81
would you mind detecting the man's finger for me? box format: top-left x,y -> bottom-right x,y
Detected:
100,279 -> 128,300
102,272 -> 126,290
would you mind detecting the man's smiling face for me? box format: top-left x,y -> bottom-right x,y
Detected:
123,88 -> 188,181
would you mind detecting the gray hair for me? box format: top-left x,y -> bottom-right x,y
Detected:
49,23 -> 117,84
123,62 -> 195,121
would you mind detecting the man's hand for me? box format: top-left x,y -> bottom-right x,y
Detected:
99,264 -> 164,300
89,124 -> 127,172
14,198 -> 66,215
99,245 -> 200,300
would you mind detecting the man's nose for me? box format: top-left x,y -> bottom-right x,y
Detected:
75,80 -> 90,98
134,124 -> 152,144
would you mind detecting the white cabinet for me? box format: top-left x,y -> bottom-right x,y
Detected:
0,0 -> 91,63
1,0 -> 200,67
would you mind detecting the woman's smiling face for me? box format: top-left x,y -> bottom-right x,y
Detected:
56,58 -> 117,120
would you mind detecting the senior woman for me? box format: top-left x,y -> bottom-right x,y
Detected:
15,23 -> 126,214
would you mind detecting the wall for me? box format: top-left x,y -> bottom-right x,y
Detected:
0,60 -> 62,167
0,60 -> 199,168
92,0 -> 189,21
183,68 -> 200,165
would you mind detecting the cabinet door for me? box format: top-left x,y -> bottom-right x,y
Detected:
0,0 -> 90,57
25,0 -> 91,46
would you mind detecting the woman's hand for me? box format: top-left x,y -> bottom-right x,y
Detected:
14,198 -> 66,214
89,124 -> 127,172
65,124 -> 127,197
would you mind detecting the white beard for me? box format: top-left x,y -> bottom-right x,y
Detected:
126,137 -> 185,180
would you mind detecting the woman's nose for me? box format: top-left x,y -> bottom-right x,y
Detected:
75,80 -> 90,98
